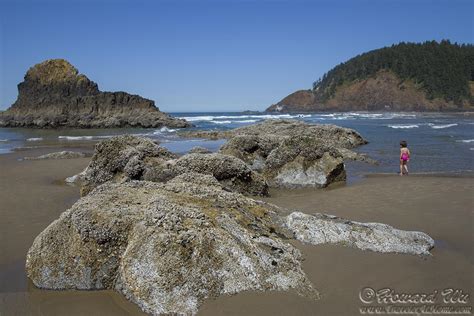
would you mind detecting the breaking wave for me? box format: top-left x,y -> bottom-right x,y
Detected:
58,135 -> 115,141
178,114 -> 301,122
58,136 -> 95,140
430,123 -> 458,129
26,137 -> 43,141
176,112 -> 420,126
316,113 -> 417,120
387,124 -> 419,129
153,127 -> 177,134
234,119 -> 258,123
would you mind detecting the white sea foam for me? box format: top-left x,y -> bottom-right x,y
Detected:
234,119 -> 258,123
58,135 -> 117,140
430,123 -> 458,129
389,113 -> 417,118
211,120 -> 232,124
26,137 -> 43,141
178,112 -> 422,123
178,113 -> 303,122
179,115 -> 215,122
0,139 -> 9,142
58,136 -> 95,140
456,139 -> 474,143
153,127 -> 177,134
387,124 -> 419,129
315,112 -> 417,120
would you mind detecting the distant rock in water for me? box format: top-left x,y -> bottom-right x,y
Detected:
0,59 -> 190,128
267,41 -> 474,112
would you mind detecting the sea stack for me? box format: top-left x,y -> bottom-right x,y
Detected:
0,59 -> 190,128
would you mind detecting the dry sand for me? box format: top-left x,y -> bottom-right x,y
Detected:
0,148 -> 472,315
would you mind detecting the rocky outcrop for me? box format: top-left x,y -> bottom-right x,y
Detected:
180,120 -> 368,149
79,122 -> 369,191
26,177 -> 318,315
0,59 -> 190,128
182,120 -> 370,188
24,151 -> 91,160
262,137 -> 346,188
173,153 -> 268,196
28,133 -> 435,315
286,212 -> 434,255
80,135 -> 176,195
27,172 -> 434,315
80,135 -> 268,196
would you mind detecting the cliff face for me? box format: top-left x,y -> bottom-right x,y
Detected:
267,71 -> 474,113
0,59 -> 190,128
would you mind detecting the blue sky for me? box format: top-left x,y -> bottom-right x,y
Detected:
0,0 -> 472,112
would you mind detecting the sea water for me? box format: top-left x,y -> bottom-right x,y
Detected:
0,112 -> 472,177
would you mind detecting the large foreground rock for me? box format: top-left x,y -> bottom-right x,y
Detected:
0,59 -> 190,128
26,176 -> 318,315
81,135 -> 268,196
26,174 -> 434,315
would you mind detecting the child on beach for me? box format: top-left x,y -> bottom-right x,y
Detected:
399,140 -> 410,176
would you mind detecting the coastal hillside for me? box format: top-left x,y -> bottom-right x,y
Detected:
0,59 -> 189,128
267,40 -> 474,112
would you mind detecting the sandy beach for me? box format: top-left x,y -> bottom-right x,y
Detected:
0,145 -> 472,315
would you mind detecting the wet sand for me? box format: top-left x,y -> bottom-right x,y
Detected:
0,148 -> 472,315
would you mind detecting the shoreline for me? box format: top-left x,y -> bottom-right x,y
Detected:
0,146 -> 472,315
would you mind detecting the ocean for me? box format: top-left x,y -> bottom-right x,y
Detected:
0,112 -> 472,178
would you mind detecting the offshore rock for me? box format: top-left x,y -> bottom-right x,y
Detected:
0,59 -> 190,128
26,178 -> 318,315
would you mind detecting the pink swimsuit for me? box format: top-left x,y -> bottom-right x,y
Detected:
401,152 -> 409,161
